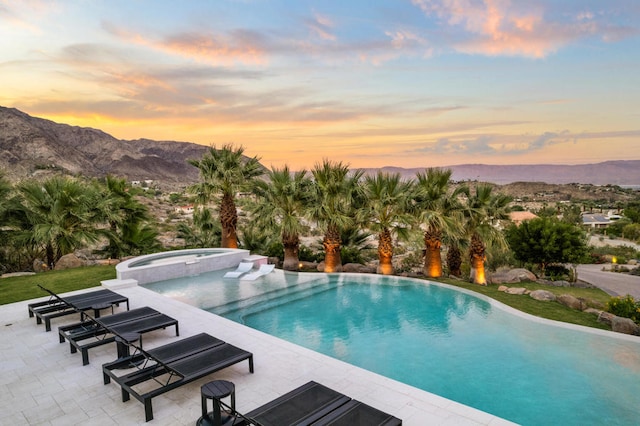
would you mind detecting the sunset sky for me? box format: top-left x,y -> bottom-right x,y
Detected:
1,0 -> 639,170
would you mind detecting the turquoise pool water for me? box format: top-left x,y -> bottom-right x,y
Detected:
144,272 -> 640,425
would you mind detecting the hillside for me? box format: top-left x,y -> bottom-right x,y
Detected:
2,106 -> 639,189
0,106 -> 208,188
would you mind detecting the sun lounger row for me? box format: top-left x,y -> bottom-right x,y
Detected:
29,285 -> 129,331
103,333 -> 254,422
58,306 -> 180,365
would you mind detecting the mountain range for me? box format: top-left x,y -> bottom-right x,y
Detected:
1,106 -> 639,186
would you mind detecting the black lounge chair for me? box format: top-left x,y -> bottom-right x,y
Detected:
102,333 -> 254,422
58,306 -> 179,365
29,285 -> 129,331
244,381 -> 401,426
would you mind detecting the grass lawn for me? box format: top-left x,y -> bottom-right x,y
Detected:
434,277 -> 612,330
0,265 -> 116,305
0,265 -> 615,331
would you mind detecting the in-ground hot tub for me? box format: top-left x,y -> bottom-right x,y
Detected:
114,248 -> 250,285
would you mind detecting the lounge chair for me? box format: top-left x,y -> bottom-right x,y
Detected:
29,285 -> 129,331
58,306 -> 179,365
243,381 -> 401,426
239,264 -> 275,281
223,261 -> 255,278
102,333 -> 254,422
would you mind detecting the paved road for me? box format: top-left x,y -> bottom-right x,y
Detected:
577,264 -> 640,298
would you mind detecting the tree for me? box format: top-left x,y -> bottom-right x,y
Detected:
505,217 -> 588,274
251,166 -> 313,270
188,144 -> 263,248
362,172 -> 413,274
309,160 -> 363,272
176,206 -> 221,248
463,184 -> 512,285
13,176 -> 102,267
97,176 -> 159,259
412,168 -> 465,278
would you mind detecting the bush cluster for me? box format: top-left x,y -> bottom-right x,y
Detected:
606,295 -> 640,323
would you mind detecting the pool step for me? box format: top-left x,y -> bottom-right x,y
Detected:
209,279 -> 339,321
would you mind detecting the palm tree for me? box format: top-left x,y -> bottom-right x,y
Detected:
97,176 -> 158,259
363,172 -> 413,275
463,184 -> 512,285
412,168 -> 465,278
188,144 -> 263,248
14,176 -> 102,268
309,160 -> 363,273
176,206 -> 221,248
251,166 -> 312,270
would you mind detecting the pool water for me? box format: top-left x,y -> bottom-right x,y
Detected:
144,272 -> 640,425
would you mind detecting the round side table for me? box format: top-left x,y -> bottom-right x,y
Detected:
196,380 -> 237,426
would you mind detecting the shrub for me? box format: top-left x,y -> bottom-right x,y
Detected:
545,264 -> 570,281
606,295 -> 640,323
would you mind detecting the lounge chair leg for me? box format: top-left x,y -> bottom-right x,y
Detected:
122,388 -> 130,402
249,356 -> 254,373
70,342 -> 77,353
82,349 -> 90,366
176,324 -> 179,336
144,398 -> 153,422
45,318 -> 51,332
103,372 -> 111,385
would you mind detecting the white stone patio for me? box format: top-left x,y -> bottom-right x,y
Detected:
0,285 -> 515,425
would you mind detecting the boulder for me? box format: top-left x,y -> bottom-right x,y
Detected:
498,285 -> 509,292
490,268 -> 537,284
505,287 -> 527,295
557,294 -> 586,311
33,258 -> 48,272
597,311 -> 616,326
54,254 -> 84,271
529,290 -> 557,302
611,316 -> 640,335
342,263 -> 375,273
583,308 -> 603,316
298,261 -> 318,272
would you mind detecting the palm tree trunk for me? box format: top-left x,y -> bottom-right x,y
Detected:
220,193 -> 238,248
423,227 -> 442,277
377,228 -> 394,275
323,225 -> 342,272
470,233 -> 487,285
282,232 -> 300,271
446,244 -> 462,277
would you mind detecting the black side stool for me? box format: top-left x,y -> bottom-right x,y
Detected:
115,332 -> 140,359
197,380 -> 236,426
91,301 -> 114,318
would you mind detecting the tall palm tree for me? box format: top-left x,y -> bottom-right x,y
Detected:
463,184 -> 512,285
309,160 -> 363,273
251,166 -> 312,270
14,176 -> 102,268
363,171 -> 413,275
412,168 -> 465,278
188,144 -> 263,248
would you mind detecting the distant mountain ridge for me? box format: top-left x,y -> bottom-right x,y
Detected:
1,106 -> 639,186
359,161 -> 640,185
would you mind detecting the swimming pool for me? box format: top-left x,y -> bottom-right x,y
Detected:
144,271 -> 640,425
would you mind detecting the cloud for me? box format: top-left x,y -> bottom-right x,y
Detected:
410,0 -> 639,58
102,22 -> 269,66
306,12 -> 336,41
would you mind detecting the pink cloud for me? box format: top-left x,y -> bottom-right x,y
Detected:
103,22 -> 267,66
410,0 -> 627,58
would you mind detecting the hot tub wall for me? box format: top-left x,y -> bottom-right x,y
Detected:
116,249 -> 250,285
